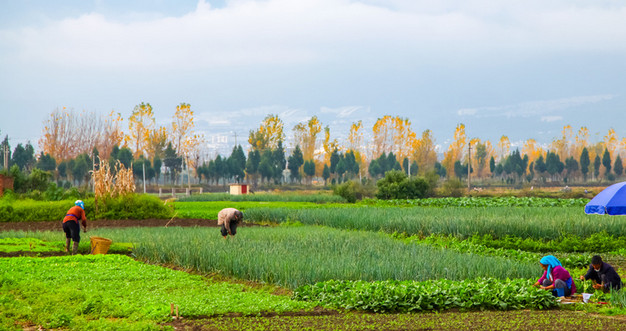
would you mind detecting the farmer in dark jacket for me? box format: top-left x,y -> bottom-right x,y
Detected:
580,255 -> 622,292
63,200 -> 88,254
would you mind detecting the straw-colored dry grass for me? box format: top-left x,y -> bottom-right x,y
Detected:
92,160 -> 135,199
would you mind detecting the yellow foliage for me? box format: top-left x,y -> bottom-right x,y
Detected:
292,116 -> 322,161
126,102 -> 155,158
248,114 -> 285,151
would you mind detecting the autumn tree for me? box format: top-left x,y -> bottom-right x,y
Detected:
171,103 -> 196,156
604,128 -> 619,157
551,125 -> 573,161
574,126 -> 590,160
126,102 -> 155,158
249,114 -> 285,151
347,120 -> 364,153
293,116 -> 322,161
371,116 -> 415,161
146,126 -> 169,160
441,124 -> 467,178
522,139 -> 543,166
474,141 -> 489,178
496,135 -> 510,162
322,126 -> 340,166
346,121 -> 367,178
372,116 -> 395,159
39,108 -> 76,161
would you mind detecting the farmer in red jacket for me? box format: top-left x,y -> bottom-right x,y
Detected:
63,200 -> 88,254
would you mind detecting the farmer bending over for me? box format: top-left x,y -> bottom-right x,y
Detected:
533,255 -> 576,297
217,208 -> 243,239
62,200 -> 88,254
580,255 -> 622,292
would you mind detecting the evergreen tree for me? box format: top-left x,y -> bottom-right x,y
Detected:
593,155 -> 601,180
287,145 -> 304,183
116,147 -> 133,168
580,147 -> 590,181
614,155 -> 623,178
368,159 -> 381,178
303,160 -> 316,183
245,150 -> 261,184
329,149 -> 340,174
546,151 -> 564,179
322,164 -> 330,184
11,142 -> 36,171
72,153 -> 91,185
344,151 -> 359,178
489,156 -> 496,174
35,152 -> 56,172
258,150 -> 274,183
228,145 -> 246,183
564,156 -> 579,181
163,142 -> 182,184
153,155 -> 162,184
434,161 -> 447,178
272,141 -> 286,184
534,155 -> 546,174
602,148 -> 612,177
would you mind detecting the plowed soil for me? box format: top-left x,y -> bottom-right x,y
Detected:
0,219 -> 259,232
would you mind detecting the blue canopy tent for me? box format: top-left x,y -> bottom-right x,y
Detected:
585,181 -> 626,215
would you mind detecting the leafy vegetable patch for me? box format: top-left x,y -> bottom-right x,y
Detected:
0,255 -> 313,330
294,279 -> 557,313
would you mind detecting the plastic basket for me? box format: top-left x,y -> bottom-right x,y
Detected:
90,236 -> 113,255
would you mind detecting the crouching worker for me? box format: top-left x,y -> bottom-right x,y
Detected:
62,200 -> 88,254
217,208 -> 243,239
533,255 -> 576,297
580,255 -> 622,292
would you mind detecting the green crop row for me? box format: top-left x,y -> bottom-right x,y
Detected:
133,226 -> 538,289
462,232 -> 626,254
0,194 -> 173,222
0,237 -> 64,253
0,237 -> 133,255
293,278 -> 557,313
396,233 -> 594,269
361,197 -> 589,208
0,255 -> 314,330
243,206 -> 621,240
177,192 -> 346,203
173,201 -> 325,219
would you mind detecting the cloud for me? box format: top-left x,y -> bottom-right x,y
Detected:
2,0 -> 626,72
457,94 -> 615,118
457,108 -> 477,116
320,106 -> 368,118
540,116 -> 563,122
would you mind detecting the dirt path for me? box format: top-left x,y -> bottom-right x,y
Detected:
0,218 -> 260,232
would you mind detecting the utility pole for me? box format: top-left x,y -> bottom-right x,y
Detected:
3,144 -> 8,170
142,162 -> 146,194
468,143 -> 472,191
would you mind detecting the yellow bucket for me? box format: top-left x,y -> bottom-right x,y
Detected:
90,236 -> 113,255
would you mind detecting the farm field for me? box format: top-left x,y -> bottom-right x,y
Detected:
1,196 -> 626,330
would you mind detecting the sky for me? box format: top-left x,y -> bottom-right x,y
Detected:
1,0 -> 626,158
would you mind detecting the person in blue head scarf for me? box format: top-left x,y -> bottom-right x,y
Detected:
533,255 -> 576,297
539,255 -> 562,279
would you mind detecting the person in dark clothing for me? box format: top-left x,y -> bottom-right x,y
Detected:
580,255 -> 622,292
